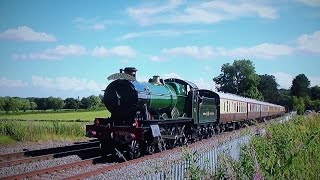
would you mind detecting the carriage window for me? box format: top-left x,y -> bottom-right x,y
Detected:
227,101 -> 229,113
236,102 -> 238,112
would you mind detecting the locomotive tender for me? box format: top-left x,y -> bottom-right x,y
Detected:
86,67 -> 285,159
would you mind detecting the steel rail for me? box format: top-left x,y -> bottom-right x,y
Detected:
0,147 -> 100,168
0,151 -> 25,162
1,158 -> 98,180
63,148 -> 181,180
0,140 -> 99,162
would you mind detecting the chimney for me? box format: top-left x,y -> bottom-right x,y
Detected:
123,67 -> 137,78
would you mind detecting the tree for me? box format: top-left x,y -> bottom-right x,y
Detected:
64,98 -> 78,110
80,95 -> 102,109
88,95 -> 102,108
258,74 -> 279,103
291,74 -> 310,98
98,94 -> 105,107
20,98 -> 30,112
34,98 -> 48,111
0,97 -> 5,111
292,96 -> 305,115
277,89 -> 292,111
3,97 -> 21,113
30,101 -> 37,111
47,97 -> 64,111
312,99 -> 320,111
213,59 -> 262,99
310,85 -> 320,100
303,96 -> 312,110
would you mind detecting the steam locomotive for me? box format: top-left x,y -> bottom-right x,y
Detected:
86,67 -> 285,160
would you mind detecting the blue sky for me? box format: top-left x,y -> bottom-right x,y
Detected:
0,0 -> 319,98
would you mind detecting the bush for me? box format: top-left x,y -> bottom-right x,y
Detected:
218,114 -> 320,179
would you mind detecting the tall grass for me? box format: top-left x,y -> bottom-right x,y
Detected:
0,120 -> 86,143
221,114 -> 320,179
183,114 -> 320,179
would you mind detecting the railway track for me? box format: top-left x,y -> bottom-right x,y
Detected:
0,116 -> 291,179
1,157 -> 103,180
0,146 -> 100,168
64,132 -> 233,180
0,140 -> 99,163
0,140 -> 103,179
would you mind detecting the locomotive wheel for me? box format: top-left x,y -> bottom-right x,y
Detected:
157,137 -> 166,152
128,140 -> 140,159
146,144 -> 155,155
100,140 -> 116,161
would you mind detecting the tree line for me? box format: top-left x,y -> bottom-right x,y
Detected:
0,95 -> 104,113
213,59 -> 320,114
1,60 -> 319,115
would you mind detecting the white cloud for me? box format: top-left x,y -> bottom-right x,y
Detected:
0,26 -> 56,42
161,73 -> 182,79
73,17 -> 122,31
127,0 -> 183,25
127,0 -> 277,25
271,72 -> 294,89
13,44 -> 86,60
297,31 -> 320,54
163,46 -> 215,59
194,78 -> 215,90
272,72 -> 320,89
227,43 -> 293,59
32,76 -> 105,92
92,46 -> 137,58
309,76 -> 320,86
118,29 -> 210,40
157,43 -> 293,60
0,77 -> 28,88
150,55 -> 167,62
297,0 -> 320,7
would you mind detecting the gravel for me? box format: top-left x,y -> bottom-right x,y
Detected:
34,162 -> 112,179
87,129 -> 249,180
0,155 -> 82,178
0,140 -> 88,154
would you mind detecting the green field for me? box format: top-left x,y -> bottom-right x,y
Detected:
0,110 -> 110,122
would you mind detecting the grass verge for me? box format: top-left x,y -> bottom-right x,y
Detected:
0,110 -> 110,121
183,114 -> 320,179
0,120 -> 87,144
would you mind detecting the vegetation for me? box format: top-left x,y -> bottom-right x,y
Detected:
0,95 -> 109,143
291,74 -> 310,98
213,59 -> 320,114
0,120 -> 87,144
258,74 -> 279,103
0,110 -> 110,121
213,59 -> 262,99
183,114 -> 320,179
0,95 -> 104,114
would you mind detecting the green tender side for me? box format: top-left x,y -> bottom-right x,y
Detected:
148,83 -> 177,111
199,97 -> 217,123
